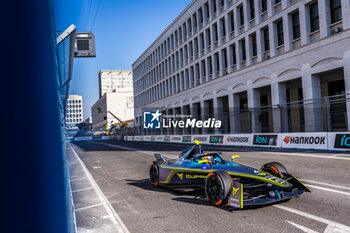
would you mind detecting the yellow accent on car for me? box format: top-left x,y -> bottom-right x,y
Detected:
232,187 -> 240,195
194,140 -> 202,145
177,173 -> 183,180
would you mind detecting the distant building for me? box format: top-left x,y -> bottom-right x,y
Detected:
91,91 -> 134,130
82,117 -> 92,131
98,69 -> 133,98
65,95 -> 83,129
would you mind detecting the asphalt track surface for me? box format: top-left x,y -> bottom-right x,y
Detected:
69,140 -> 350,233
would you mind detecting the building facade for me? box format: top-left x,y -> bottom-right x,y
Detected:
132,0 -> 350,135
65,95 -> 83,129
98,69 -> 133,98
91,91 -> 134,130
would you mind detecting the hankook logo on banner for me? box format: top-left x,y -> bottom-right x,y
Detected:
334,134 -> 350,148
193,136 -> 208,141
253,135 -> 278,146
143,109 -> 221,129
226,136 -> 249,143
283,136 -> 326,144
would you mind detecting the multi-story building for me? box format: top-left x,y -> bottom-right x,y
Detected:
98,69 -> 133,98
65,95 -> 83,129
91,91 -> 134,130
132,0 -> 350,135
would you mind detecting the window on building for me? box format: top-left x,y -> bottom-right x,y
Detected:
292,11 -> 300,39
241,39 -> 246,61
263,27 -> 270,51
262,0 -> 267,13
250,0 -> 255,19
208,56 -> 213,76
222,48 -> 227,70
230,43 -> 236,65
251,33 -> 257,56
229,11 -> 234,32
215,52 -> 220,73
275,0 -> 281,4
239,5 -> 244,26
199,8 -> 203,25
213,23 -> 218,43
330,0 -> 342,23
309,2 -> 319,32
205,2 -> 210,19
212,0 -> 217,13
220,17 -> 226,38
276,19 -> 284,46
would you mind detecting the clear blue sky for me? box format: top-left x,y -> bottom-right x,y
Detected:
54,0 -> 192,119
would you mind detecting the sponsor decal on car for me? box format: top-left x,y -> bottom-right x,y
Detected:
209,135 -> 224,143
283,136 -> 325,145
185,174 -> 207,179
334,134 -> 350,148
253,135 -> 278,146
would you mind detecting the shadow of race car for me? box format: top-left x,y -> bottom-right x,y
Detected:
149,140 -> 311,208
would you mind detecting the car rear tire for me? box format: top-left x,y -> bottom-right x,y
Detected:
205,171 -> 233,206
261,162 -> 288,178
149,162 -> 159,187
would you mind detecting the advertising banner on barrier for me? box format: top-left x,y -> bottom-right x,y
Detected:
164,135 -> 170,142
209,135 -> 225,145
281,132 -> 327,149
144,136 -> 151,141
224,134 -> 250,146
328,132 -> 350,151
101,136 -> 111,140
134,136 -> 141,141
170,135 -> 182,142
74,136 -> 93,141
182,136 -> 192,143
127,136 -> 134,141
192,135 -> 209,144
251,134 -> 278,147
155,135 -> 164,142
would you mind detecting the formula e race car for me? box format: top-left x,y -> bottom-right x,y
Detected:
149,141 -> 311,208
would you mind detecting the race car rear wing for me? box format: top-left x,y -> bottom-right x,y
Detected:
154,153 -> 167,164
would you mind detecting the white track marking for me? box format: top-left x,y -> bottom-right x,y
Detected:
75,203 -> 104,212
285,220 -> 318,233
275,205 -> 350,232
70,177 -> 88,182
305,184 -> 350,196
71,146 -> 130,233
259,152 -> 350,161
72,187 -> 94,193
300,179 -> 350,191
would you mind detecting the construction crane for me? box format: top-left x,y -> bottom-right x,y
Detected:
96,107 -> 129,131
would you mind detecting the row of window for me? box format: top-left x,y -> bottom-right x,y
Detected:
67,99 -> 81,104
67,105 -> 82,109
67,114 -> 82,118
66,118 -> 82,123
134,0 -> 343,107
67,109 -> 82,113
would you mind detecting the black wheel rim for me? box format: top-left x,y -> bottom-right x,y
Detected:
150,165 -> 158,184
206,175 -> 222,202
